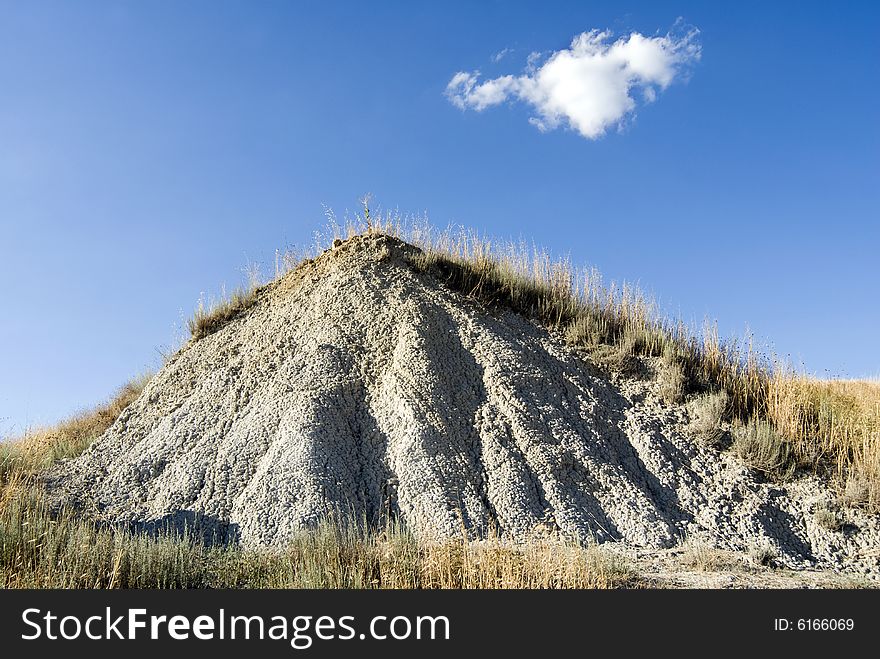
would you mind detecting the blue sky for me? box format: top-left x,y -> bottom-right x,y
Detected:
1,0 -> 878,437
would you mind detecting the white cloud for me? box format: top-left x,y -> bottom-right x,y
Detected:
445,26 -> 701,139
491,47 -> 512,63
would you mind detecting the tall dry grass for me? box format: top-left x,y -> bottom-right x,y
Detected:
188,287 -> 262,340
767,375 -> 880,508
0,482 -> 631,589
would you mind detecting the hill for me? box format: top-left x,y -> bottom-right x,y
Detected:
3,220 -> 878,587
43,231 -> 880,573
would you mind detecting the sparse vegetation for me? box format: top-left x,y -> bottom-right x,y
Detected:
732,420 -> 796,481
687,390 -> 730,448
658,346 -> 688,405
680,538 -> 739,572
841,474 -> 872,508
0,374 -> 151,481
813,504 -> 843,532
579,342 -> 644,377
0,483 -> 633,589
188,286 -> 261,340
747,540 -> 777,568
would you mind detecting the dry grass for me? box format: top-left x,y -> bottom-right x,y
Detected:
680,538 -> 740,572
188,287 -> 261,340
0,374 -> 151,481
214,523 -> 633,589
0,484 -> 210,588
0,482 -> 633,589
687,390 -> 730,448
767,375 -> 880,509
813,504 -> 843,532
658,346 -> 688,405
731,419 -> 796,481
746,540 -> 777,568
